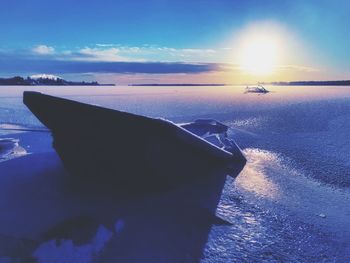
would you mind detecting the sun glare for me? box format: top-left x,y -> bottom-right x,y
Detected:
239,36 -> 280,75
232,22 -> 286,76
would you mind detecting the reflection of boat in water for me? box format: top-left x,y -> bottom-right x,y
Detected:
23,91 -> 246,191
245,85 -> 269,94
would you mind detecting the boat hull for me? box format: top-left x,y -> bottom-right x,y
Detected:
23,91 -> 246,190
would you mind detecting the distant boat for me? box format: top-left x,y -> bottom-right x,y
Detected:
245,85 -> 269,94
23,92 -> 246,190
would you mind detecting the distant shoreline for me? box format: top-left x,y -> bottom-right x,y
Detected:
130,80 -> 350,86
129,84 -> 227,86
265,80 -> 350,86
0,76 -> 115,86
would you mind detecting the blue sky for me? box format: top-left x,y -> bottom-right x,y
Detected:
0,0 -> 349,84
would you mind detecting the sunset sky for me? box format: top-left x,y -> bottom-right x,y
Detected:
0,0 -> 349,84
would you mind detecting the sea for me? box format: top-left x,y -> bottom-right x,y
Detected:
0,85 -> 350,262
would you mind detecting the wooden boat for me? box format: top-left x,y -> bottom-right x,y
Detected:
23,91 -> 246,190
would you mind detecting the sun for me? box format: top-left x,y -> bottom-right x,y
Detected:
239,36 -> 280,75
231,22 -> 286,76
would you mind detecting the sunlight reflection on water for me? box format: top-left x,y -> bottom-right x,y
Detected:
235,149 -> 281,200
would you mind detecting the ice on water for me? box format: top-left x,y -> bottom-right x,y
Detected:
1,85 -> 350,262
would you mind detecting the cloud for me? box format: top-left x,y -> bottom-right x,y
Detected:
0,54 -> 221,74
55,45 -> 220,63
0,45 -> 322,81
6,44 -> 225,64
73,47 -> 129,62
95,44 -> 117,47
0,45 -> 225,75
278,65 -> 319,73
32,45 -> 55,55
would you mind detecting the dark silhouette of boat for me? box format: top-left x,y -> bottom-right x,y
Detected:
23,91 -> 246,191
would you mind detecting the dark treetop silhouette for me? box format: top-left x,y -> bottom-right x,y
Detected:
0,76 -> 110,86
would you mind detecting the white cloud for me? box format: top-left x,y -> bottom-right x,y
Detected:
74,47 -> 129,62
63,45 -> 219,63
28,44 -> 223,63
117,46 -> 218,62
95,43 -> 117,47
278,65 -> 320,73
32,45 -> 55,55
